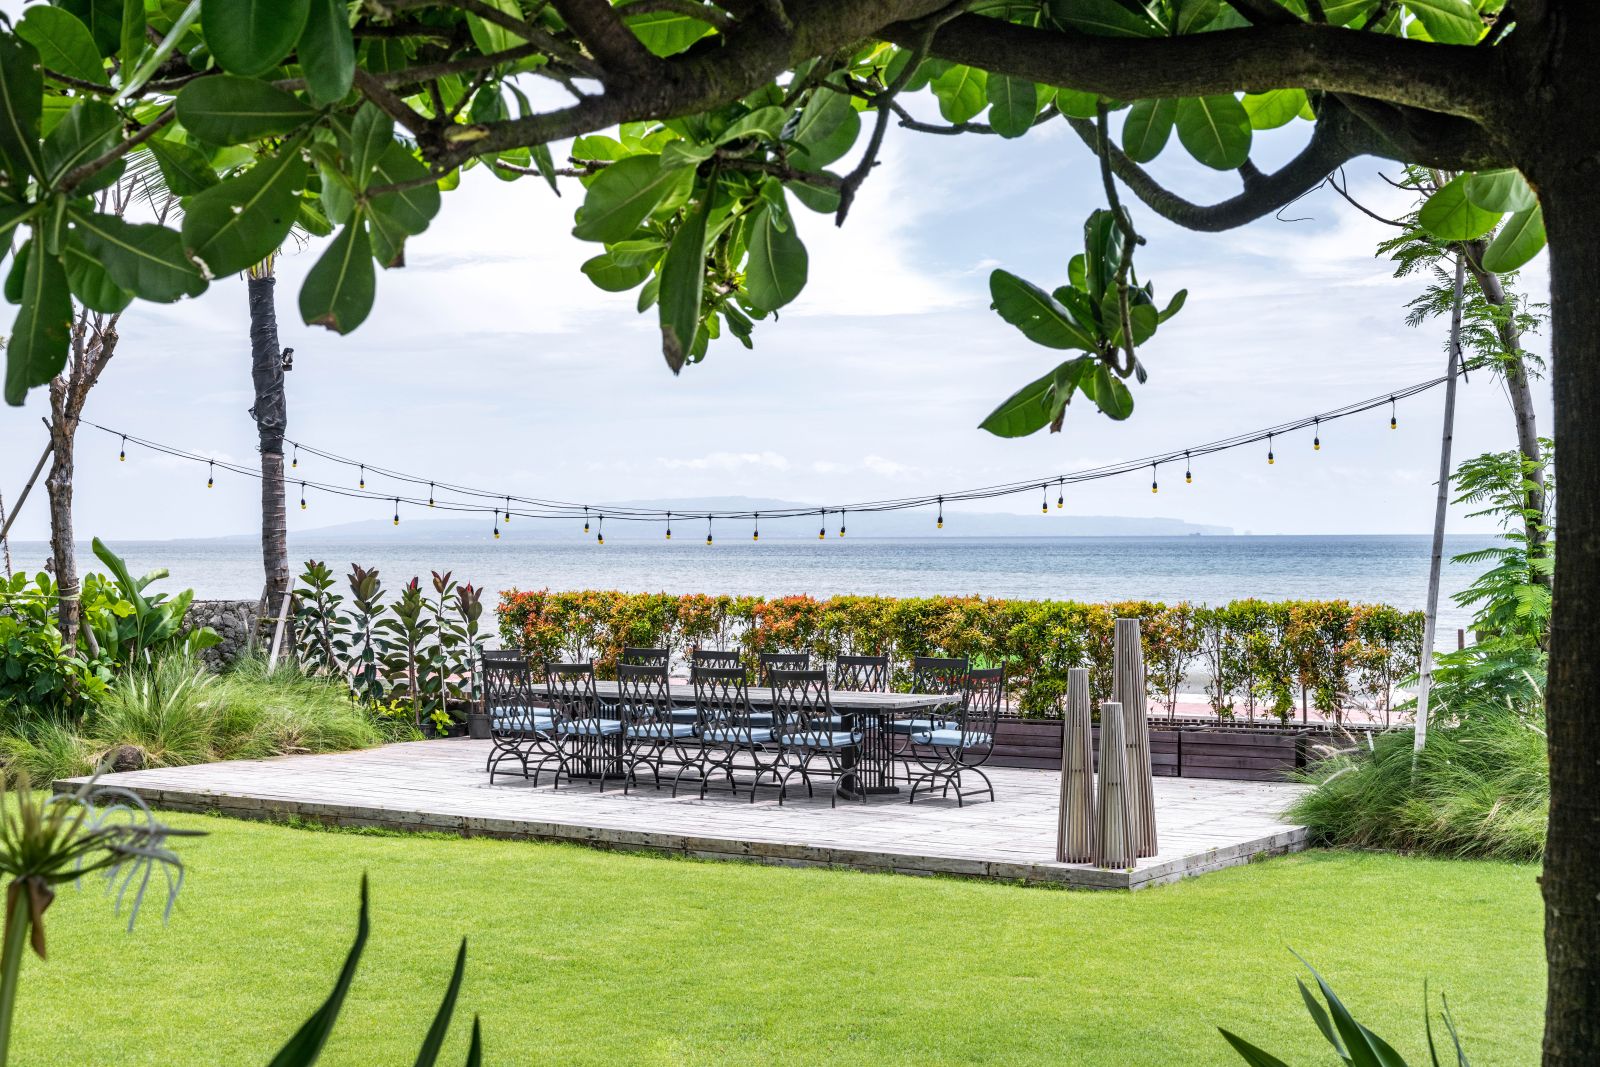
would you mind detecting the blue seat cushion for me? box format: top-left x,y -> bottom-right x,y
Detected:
911,729 -> 992,748
668,707 -> 700,725
489,708 -> 553,732
780,730 -> 863,748
627,722 -> 696,740
887,717 -> 958,735
561,717 -> 623,737
701,726 -> 775,745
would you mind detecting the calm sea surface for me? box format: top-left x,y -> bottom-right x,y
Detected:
11,535 -> 1496,637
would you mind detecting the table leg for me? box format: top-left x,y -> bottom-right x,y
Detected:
840,711 -> 900,798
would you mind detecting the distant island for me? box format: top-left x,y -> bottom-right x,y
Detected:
189,496 -> 1232,542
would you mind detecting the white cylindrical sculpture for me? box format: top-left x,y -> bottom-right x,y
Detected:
1113,617 -> 1159,858
1057,667 -> 1096,863
1093,700 -> 1136,870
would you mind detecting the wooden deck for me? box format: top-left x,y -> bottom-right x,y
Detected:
61,739 -> 1310,890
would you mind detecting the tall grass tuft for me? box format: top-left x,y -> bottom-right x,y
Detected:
208,655 -> 383,759
87,656 -> 217,767
0,720 -> 95,785
1288,702 -> 1548,861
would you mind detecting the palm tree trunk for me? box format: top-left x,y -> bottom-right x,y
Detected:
248,272 -> 290,625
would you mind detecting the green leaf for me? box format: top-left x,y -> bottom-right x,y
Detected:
1404,0 -> 1482,44
148,137 -> 220,196
980,367 -> 1056,437
1242,89 -> 1307,130
661,141 -> 716,169
581,252 -> 652,292
300,214 -> 375,332
0,34 -> 45,184
1174,0 -> 1221,33
5,234 -> 73,406
182,137 -> 309,277
55,0 -> 121,57
572,154 -> 692,243
1418,174 -> 1501,241
73,210 -> 208,302
120,0 -> 146,74
1082,363 -> 1134,420
716,106 -> 786,145
786,176 -> 841,214
413,939 -> 469,1067
298,0 -> 356,107
744,206 -> 808,311
201,0 -> 310,76
465,0 -> 527,53
1217,1030 -> 1293,1067
176,75 -> 317,145
1054,0 -> 1163,36
622,8 -> 715,57
63,232 -> 131,314
932,64 -> 988,124
790,85 -> 860,171
1053,88 -> 1101,119
1482,206 -> 1546,273
345,103 -> 394,192
1083,209 -> 1125,301
15,6 -> 107,86
40,100 -> 121,190
267,877 -> 370,1067
990,270 -> 1097,350
367,142 -> 441,237
658,189 -> 710,372
1121,98 -> 1175,163
1175,94 -> 1251,170
1158,287 -> 1188,323
1465,168 -> 1536,214
529,142 -> 559,193
986,75 -> 1037,138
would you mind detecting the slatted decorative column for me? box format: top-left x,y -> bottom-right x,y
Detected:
1113,617 -> 1160,858
1092,700 -> 1136,870
1057,667 -> 1095,863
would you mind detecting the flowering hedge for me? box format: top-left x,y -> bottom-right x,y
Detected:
497,590 -> 1423,722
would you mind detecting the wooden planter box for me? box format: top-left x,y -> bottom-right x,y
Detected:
990,720 -> 1304,782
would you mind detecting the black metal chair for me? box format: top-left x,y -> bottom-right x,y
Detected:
769,668 -> 863,807
682,649 -> 743,724
617,663 -> 695,793
482,651 -> 561,784
758,652 -> 810,686
546,662 -> 623,791
833,654 -> 889,692
907,667 -> 1004,806
621,646 -> 669,667
685,665 -> 781,800
887,656 -> 969,768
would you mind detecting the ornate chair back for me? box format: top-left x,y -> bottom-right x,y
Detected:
544,662 -> 598,726
769,668 -> 838,746
759,652 -> 811,686
621,647 -> 669,667
690,649 -> 743,676
833,654 -> 889,692
691,665 -> 761,743
910,655 -> 969,695
617,663 -> 674,732
956,667 -> 1005,759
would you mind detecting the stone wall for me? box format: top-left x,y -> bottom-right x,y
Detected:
184,599 -> 263,669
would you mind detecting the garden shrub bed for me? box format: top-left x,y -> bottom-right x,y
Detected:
498,590 -> 1422,722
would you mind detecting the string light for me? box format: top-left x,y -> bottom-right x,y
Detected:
504,495 -> 512,522
1041,483 -> 1048,514
583,505 -> 590,535
1056,478 -> 1064,509
207,460 -> 213,489
752,512 -> 760,542
706,516 -> 713,545
358,463 -> 364,489
428,482 -> 435,507
597,515 -> 604,545
1267,433 -> 1275,465
1185,450 -> 1192,484
300,482 -> 307,510
118,435 -> 126,462
665,511 -> 672,540
1150,463 -> 1159,494
393,498 -> 400,526
291,444 -> 297,470
1390,396 -> 1398,430
839,510 -> 846,537
819,509 -> 826,540
936,496 -> 943,530
1313,417 -> 1321,451
493,512 -> 499,539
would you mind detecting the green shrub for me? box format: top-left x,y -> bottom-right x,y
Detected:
1288,701 -> 1548,860
0,610 -> 107,718
0,720 -> 95,785
88,656 -> 217,768
209,655 -> 384,759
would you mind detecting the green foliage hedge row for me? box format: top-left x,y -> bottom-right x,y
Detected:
497,591 -> 1424,721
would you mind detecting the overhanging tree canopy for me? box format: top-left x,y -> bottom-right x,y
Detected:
0,1 -> 1594,1062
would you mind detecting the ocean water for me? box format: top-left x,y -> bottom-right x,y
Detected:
10,535 -> 1497,637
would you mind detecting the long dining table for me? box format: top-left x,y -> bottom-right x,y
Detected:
531,680 -> 961,798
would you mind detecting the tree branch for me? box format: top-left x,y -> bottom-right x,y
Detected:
550,0 -> 657,75
353,69 -> 433,138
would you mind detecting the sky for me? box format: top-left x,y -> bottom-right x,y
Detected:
0,95 -> 1552,543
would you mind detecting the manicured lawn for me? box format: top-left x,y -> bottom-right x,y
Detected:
18,813 -> 1543,1065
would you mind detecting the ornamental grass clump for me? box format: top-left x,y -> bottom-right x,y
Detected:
1288,701 -> 1548,861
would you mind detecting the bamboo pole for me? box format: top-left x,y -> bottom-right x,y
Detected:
1093,701 -> 1136,870
1415,254 -> 1466,754
0,439 -> 54,548
1057,667 -> 1096,863
266,591 -> 294,668
1113,617 -> 1159,857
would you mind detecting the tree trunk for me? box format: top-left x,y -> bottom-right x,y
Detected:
45,381 -> 78,648
248,274 -> 290,622
1531,162 -> 1600,1067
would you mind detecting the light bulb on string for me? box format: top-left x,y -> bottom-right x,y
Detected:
503,496 -> 512,523
1041,484 -> 1048,514
1151,463 -> 1159,494
1056,478 -> 1064,509
1267,433 -> 1275,465
1390,396 -> 1398,430
358,464 -> 365,490
839,511 -> 846,538
752,513 -> 760,542
583,506 -> 590,535
299,482 -> 307,510
207,460 -> 214,489
393,498 -> 400,526
1313,417 -> 1321,451
290,444 -> 297,470
936,496 -> 943,530
118,435 -> 126,462
665,511 -> 672,540
1185,450 -> 1193,484
706,516 -> 713,546
493,512 -> 500,540
597,515 -> 604,545
818,510 -> 826,540
428,482 -> 435,508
